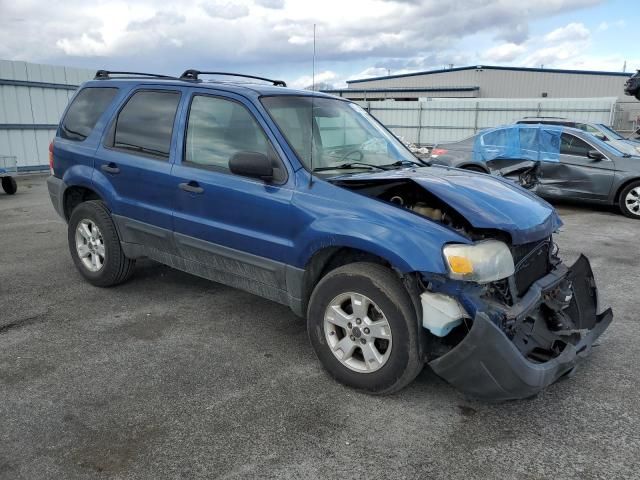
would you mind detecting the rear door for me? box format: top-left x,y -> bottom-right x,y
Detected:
538,132 -> 615,200
171,90 -> 295,294
93,87 -> 183,251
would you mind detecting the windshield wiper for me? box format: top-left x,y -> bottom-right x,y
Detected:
313,162 -> 387,172
379,159 -> 425,168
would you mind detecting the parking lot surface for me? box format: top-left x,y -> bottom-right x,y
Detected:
1,176 -> 638,479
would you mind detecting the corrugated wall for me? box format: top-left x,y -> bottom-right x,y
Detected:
360,97 -> 617,145
0,60 -> 94,171
349,68 -> 632,101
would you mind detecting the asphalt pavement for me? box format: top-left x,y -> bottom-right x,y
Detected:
1,176 -> 638,479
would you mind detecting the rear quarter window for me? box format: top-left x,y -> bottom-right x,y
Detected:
60,87 -> 118,141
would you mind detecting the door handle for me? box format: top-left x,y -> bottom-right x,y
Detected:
179,181 -> 204,194
101,163 -> 120,174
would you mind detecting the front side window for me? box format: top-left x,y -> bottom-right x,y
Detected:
184,95 -> 271,171
560,133 -> 592,157
61,87 -> 118,141
113,90 -> 181,160
261,96 -> 418,173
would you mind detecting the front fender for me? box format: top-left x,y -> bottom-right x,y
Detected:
294,215 -> 467,274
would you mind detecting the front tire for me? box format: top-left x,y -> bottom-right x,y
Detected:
307,262 -> 423,394
68,200 -> 135,286
1,176 -> 17,195
619,181 -> 640,219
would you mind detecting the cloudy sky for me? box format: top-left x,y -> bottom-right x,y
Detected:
0,0 -> 637,88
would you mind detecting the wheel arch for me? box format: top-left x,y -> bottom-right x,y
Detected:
613,177 -> 640,204
63,185 -> 105,220
459,163 -> 490,173
298,246 -> 422,321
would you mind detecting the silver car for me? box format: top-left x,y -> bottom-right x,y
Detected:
429,124 -> 640,219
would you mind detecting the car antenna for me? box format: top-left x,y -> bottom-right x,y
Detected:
309,23 -> 316,187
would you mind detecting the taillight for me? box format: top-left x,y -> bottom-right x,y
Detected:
49,140 -> 54,175
430,148 -> 448,157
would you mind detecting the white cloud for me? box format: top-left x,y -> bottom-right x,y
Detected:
255,0 -> 284,8
544,22 -> 590,43
201,1 -> 249,19
291,70 -> 338,89
482,43 -> 526,62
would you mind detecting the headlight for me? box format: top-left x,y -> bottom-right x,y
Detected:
443,240 -> 515,283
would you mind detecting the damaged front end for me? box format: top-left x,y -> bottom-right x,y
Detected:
424,250 -> 612,401
333,169 -> 612,401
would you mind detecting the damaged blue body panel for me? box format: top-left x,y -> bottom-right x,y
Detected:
335,166 -> 563,245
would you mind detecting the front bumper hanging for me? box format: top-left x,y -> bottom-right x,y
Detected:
428,255 -> 613,401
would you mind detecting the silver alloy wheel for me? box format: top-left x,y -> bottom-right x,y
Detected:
323,292 -> 393,373
75,219 -> 105,272
625,187 -> 640,215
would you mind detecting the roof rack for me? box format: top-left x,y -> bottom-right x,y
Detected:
521,116 -> 569,120
179,69 -> 286,87
94,70 -> 179,80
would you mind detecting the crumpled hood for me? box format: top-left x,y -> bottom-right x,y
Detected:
336,166 -> 563,245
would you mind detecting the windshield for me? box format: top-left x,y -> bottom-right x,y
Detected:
584,132 -> 632,157
261,95 -> 419,172
596,124 -> 625,140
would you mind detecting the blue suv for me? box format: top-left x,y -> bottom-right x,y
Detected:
47,70 -> 612,400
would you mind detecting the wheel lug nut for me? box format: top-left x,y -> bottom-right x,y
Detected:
355,318 -> 362,325
347,322 -> 352,329
350,335 -> 356,341
360,338 -> 366,344
364,328 -> 370,334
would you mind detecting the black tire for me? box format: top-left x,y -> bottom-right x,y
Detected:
307,262 -> 423,395
1,176 -> 17,195
618,180 -> 640,219
68,200 -> 135,286
463,165 -> 487,173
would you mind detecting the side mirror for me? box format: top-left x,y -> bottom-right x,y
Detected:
229,151 -> 273,181
595,133 -> 607,141
588,149 -> 606,161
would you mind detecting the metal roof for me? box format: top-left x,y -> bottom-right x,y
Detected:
321,86 -> 480,94
347,65 -> 634,84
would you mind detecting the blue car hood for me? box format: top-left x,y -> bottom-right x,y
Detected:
337,166 -> 562,245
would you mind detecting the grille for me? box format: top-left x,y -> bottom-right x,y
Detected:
511,238 -> 551,296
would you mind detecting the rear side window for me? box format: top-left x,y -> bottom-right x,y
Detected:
113,90 -> 181,160
61,87 -> 118,141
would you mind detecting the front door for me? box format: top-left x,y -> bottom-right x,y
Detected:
537,132 -> 615,201
171,91 -> 295,295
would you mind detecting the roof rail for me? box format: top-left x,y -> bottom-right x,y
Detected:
180,69 -> 286,87
94,70 -> 179,80
521,116 -> 569,120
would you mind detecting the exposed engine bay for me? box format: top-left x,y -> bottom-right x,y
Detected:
332,177 -> 482,239
332,174 -> 611,400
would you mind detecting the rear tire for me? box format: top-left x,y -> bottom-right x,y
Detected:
307,262 -> 423,395
618,181 -> 640,219
1,177 -> 17,195
68,200 -> 135,286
